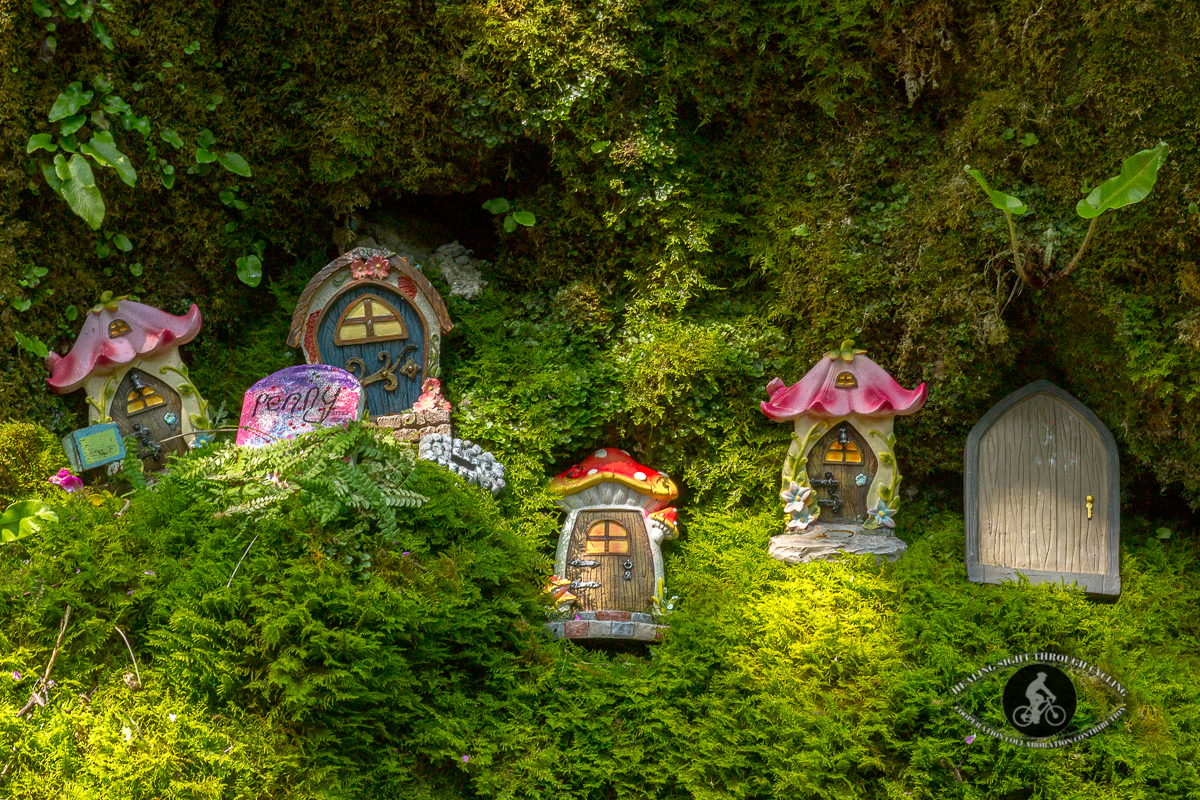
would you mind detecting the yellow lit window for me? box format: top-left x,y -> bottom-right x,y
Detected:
126,386 -> 165,414
835,371 -> 857,388
584,519 -> 630,554
825,440 -> 863,464
334,294 -> 408,345
109,319 -> 132,337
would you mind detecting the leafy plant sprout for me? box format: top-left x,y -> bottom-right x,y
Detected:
966,142 -> 1169,292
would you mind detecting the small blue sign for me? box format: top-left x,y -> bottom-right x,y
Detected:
61,422 -> 126,471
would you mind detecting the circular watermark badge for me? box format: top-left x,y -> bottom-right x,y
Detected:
1002,664 -> 1076,738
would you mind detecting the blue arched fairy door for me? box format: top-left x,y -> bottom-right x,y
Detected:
316,285 -> 426,415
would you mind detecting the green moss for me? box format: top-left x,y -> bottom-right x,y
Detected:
0,422 -> 67,509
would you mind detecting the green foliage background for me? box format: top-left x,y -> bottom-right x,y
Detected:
2,0 -> 1200,795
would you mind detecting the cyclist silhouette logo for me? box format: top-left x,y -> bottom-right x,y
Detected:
1003,664 -> 1076,738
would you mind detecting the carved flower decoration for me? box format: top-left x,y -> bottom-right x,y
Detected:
780,481 -> 812,514
350,255 -> 390,281
866,499 -> 897,529
786,502 -> 817,531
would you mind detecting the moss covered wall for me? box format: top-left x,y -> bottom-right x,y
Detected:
0,0 -> 1198,506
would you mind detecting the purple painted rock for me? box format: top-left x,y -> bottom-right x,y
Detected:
236,365 -> 365,447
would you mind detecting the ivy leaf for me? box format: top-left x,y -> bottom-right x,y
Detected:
60,154 -> 106,230
195,148 -> 217,164
965,166 -> 1028,216
92,18 -> 113,49
113,234 -> 132,252
26,133 -> 57,154
81,132 -> 136,187
1076,142 -> 1170,219
59,114 -> 86,136
160,129 -> 184,149
482,198 -> 510,214
48,81 -> 93,122
236,254 -> 262,287
217,152 -> 251,177
512,211 -> 536,226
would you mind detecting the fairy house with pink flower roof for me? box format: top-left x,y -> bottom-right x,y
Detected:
760,340 -> 926,563
544,448 -> 680,642
45,293 -> 211,470
289,247 -> 453,432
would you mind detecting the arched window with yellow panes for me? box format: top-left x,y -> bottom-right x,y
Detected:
584,518 -> 630,554
835,371 -> 857,388
126,385 -> 165,415
825,437 -> 863,464
333,294 -> 408,345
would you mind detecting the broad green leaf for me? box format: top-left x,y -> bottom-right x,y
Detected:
54,153 -> 71,181
12,331 -> 49,359
41,160 -> 63,192
59,133 -> 78,153
502,214 -> 517,233
197,128 -> 216,148
217,152 -> 251,177
12,298 -> 31,312
60,113 -> 86,135
1021,132 -> 1039,147
236,254 -> 262,287
82,133 -> 137,187
129,262 -> 143,276
66,304 -> 78,320
1076,142 -> 1170,219
0,500 -> 58,543
92,18 -> 112,49
195,148 -> 217,164
48,82 -> 93,122
965,166 -> 1028,216
113,234 -> 132,251
27,133 -> 57,153
61,154 -> 105,230
482,197 -> 509,214
160,129 -> 184,149
589,140 -> 610,153
512,210 -> 536,226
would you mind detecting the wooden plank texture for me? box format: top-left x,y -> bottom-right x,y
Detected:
805,422 -> 878,524
976,393 -> 1107,574
565,509 -> 654,613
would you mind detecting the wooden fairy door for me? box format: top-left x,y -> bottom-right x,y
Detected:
564,509 -> 655,613
965,380 -> 1120,595
316,285 -> 426,416
805,421 -> 878,524
109,368 -> 186,469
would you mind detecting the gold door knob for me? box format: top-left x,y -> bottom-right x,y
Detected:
1086,495 -> 1094,520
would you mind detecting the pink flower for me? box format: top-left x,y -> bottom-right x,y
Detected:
965,734 -> 976,744
11,671 -> 20,681
462,755 -> 470,763
48,468 -> 83,493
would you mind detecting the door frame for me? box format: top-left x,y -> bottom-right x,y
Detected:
964,380 -> 1121,596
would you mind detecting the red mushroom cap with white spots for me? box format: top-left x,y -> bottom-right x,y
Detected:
549,448 -> 679,504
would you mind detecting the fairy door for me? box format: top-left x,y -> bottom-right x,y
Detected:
564,509 -> 655,613
109,368 -> 186,469
806,421 -> 878,524
315,285 -> 426,416
965,381 -> 1120,595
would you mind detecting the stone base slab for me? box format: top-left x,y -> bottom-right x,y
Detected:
546,611 -> 667,643
769,524 -> 907,564
374,408 -> 452,443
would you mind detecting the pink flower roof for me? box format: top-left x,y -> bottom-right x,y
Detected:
761,343 -> 926,421
45,299 -> 202,393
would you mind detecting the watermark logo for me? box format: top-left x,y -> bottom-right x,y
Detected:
951,652 -> 1127,748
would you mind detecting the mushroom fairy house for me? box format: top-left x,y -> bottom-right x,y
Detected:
45,294 -> 211,471
544,448 -> 680,643
760,340 -> 926,564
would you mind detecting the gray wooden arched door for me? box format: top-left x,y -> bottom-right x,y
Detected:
965,381 -> 1120,596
